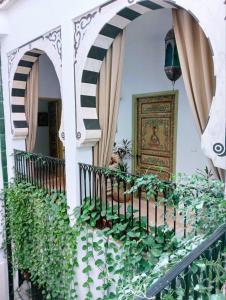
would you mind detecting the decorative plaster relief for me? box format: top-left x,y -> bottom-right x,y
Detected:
8,49 -> 18,77
74,10 -> 98,63
44,28 -> 62,62
0,0 -> 15,9
213,138 -> 226,157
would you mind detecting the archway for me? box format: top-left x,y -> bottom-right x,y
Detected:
11,48 -> 43,137
79,0 -> 214,147
11,49 -> 63,158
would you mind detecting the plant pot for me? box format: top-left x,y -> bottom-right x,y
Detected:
113,183 -> 131,203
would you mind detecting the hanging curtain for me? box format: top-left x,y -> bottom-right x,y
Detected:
172,9 -> 225,181
25,60 -> 39,152
94,31 -> 125,167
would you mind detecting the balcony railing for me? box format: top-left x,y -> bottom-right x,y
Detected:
137,223 -> 226,299
79,163 -> 188,237
14,150 -> 66,193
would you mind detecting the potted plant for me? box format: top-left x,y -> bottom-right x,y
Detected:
109,139 -> 132,202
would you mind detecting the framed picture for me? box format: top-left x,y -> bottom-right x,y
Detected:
38,112 -> 49,126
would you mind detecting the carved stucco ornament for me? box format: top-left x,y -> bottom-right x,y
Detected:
8,49 -> 18,77
74,10 -> 98,63
44,28 -> 62,62
213,135 -> 226,157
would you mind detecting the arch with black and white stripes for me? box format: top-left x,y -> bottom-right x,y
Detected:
11,48 -> 44,137
80,0 -> 180,143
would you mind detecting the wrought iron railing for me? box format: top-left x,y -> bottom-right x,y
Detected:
14,150 -> 66,193
137,224 -> 226,300
79,163 -> 188,237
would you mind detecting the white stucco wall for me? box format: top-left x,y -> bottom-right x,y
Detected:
0,0 -> 108,221
115,9 -> 210,175
0,0 -> 225,298
39,54 -> 61,99
0,0 -> 224,218
0,150 -> 9,300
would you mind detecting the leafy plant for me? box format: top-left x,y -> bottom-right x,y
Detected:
112,139 -> 132,172
170,173 -> 225,236
3,182 -> 79,300
2,168 -> 226,300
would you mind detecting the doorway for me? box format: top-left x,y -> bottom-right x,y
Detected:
34,98 -> 64,159
133,91 -> 178,180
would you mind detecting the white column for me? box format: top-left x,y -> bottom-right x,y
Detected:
61,19 -> 80,219
61,19 -> 94,221
0,151 -> 9,300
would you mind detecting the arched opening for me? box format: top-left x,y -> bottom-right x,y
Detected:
114,8 -> 211,178
33,53 -> 63,158
79,0 -> 216,178
78,1 -> 219,232
11,49 -> 63,159
12,49 -> 65,193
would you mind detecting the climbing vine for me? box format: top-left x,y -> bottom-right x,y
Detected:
2,169 -> 226,299
3,182 -> 79,299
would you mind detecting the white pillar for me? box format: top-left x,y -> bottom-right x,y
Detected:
61,19 -> 79,219
0,152 -> 9,300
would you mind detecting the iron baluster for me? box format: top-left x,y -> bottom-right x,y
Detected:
94,170 -> 97,209
154,192 -> 158,237
105,175 -> 108,218
79,164 -> 83,206
184,201 -> 187,238
111,176 -> 114,216
131,179 -> 134,227
117,177 -> 120,218
88,168 -> 92,204
138,187 -> 141,228
83,166 -> 87,201
99,172 -> 102,214
123,179 -> 127,220
55,159 -> 58,191
146,190 -> 149,234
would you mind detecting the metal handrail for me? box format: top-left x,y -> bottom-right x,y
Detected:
79,162 -> 182,237
136,223 -> 226,299
14,149 -> 66,193
14,149 -> 65,163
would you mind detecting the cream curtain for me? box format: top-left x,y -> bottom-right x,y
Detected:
94,32 -> 125,167
172,9 -> 225,181
25,60 -> 39,152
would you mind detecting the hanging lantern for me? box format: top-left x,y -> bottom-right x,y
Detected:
164,29 -> 181,84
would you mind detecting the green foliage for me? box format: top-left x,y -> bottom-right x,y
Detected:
171,173 -> 226,236
74,170 -> 225,300
112,139 -> 132,172
3,170 -> 226,300
4,182 -> 79,300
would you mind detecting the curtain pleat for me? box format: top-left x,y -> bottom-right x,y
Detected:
25,60 -> 39,152
172,9 -> 225,181
94,32 -> 125,167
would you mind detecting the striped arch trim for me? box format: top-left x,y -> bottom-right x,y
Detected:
80,0 -> 177,141
11,48 -> 44,137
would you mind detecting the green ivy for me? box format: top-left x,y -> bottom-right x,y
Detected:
4,182 -> 78,299
2,170 -> 226,300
